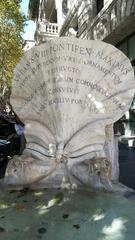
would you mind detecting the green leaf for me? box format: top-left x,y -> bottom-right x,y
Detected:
0,0 -> 27,108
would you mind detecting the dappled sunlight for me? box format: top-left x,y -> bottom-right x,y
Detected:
89,208 -> 105,222
101,217 -> 128,240
0,202 -> 10,209
92,213 -> 105,221
34,191 -> 44,196
11,202 -> 16,207
87,93 -> 105,113
36,191 -> 67,215
0,187 -> 135,240
38,206 -> 49,215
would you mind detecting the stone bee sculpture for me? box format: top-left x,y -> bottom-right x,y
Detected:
4,37 -> 135,191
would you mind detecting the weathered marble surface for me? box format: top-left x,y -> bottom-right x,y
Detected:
5,37 -> 135,190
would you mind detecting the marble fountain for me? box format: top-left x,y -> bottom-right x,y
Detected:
0,37 -> 135,240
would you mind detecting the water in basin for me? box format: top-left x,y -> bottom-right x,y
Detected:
0,183 -> 135,240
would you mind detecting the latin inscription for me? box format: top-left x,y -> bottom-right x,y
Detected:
12,40 -> 133,117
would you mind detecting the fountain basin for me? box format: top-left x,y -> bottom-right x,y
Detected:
0,183 -> 135,240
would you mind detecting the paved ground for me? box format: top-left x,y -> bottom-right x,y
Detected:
0,185 -> 135,240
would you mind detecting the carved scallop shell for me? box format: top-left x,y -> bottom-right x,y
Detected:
7,37 -> 135,187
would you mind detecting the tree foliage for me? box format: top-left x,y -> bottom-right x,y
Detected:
0,0 -> 26,107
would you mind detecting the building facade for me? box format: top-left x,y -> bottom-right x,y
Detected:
23,40 -> 35,51
28,0 -> 135,189
28,0 -> 135,88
